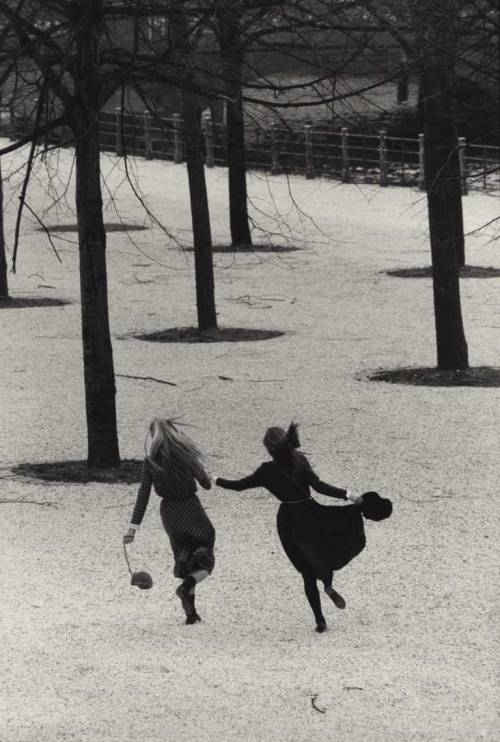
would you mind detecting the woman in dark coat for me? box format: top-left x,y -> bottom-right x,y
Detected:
123,418 -> 215,624
216,422 -> 392,633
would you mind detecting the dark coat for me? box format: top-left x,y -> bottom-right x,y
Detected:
217,457 -> 365,580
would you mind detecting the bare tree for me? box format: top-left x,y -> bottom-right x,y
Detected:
169,5 -> 218,330
0,0 -> 120,466
358,0 -> 469,368
214,0 -> 252,247
417,1 -> 468,369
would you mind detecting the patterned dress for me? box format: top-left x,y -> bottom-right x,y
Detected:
131,458 -> 215,579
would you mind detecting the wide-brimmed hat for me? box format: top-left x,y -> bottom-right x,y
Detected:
360,491 -> 393,521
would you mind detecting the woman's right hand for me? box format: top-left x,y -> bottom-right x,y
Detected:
123,528 -> 136,544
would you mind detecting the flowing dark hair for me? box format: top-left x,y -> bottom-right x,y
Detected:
263,421 -> 306,479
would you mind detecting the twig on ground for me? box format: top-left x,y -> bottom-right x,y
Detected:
117,373 -> 177,387
247,378 -> 285,383
0,499 -> 58,508
343,686 -> 364,692
311,694 -> 326,714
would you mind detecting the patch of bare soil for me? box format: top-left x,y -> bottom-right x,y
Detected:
182,243 -> 301,253
386,266 -> 500,279
0,297 -> 70,309
12,459 -> 142,483
134,326 -> 284,343
363,366 -> 500,387
39,223 -> 148,233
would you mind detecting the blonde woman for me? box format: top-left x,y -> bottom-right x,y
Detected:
123,418 -> 215,624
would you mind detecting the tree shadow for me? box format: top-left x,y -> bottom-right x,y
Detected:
133,326 -> 284,343
386,266 -> 500,279
362,366 -> 500,387
39,222 -> 149,233
12,458 -> 142,483
0,297 -> 71,309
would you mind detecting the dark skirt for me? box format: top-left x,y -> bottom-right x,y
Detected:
160,496 -> 215,579
276,500 -> 366,582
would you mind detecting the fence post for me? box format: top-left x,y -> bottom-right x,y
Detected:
418,133 -> 425,190
458,136 -> 468,195
202,110 -> 215,168
115,107 -> 124,156
379,129 -> 388,185
270,124 -> 280,174
144,110 -> 153,160
341,127 -> 350,182
172,113 -> 183,163
304,124 -> 315,179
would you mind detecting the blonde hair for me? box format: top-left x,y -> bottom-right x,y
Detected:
145,417 -> 209,483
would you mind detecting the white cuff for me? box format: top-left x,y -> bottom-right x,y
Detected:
129,523 -> 140,531
346,491 -> 363,504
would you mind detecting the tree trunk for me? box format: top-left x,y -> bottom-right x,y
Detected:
72,0 -> 120,466
216,1 -> 252,247
421,61 -> 468,369
0,157 -> 8,299
226,74 -> 252,247
74,120 -> 120,466
182,93 -> 218,331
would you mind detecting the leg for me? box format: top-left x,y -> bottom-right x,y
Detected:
302,572 -> 327,632
176,570 -> 209,624
322,572 -> 346,610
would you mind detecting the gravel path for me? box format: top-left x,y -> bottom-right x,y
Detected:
1,144 -> 499,741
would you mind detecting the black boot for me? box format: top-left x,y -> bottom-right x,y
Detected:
325,585 -> 346,609
315,619 -> 327,633
176,578 -> 201,624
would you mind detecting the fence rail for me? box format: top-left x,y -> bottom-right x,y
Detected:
99,109 -> 500,192
3,105 -> 499,193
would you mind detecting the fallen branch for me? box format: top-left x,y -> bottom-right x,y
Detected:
311,694 -> 326,714
0,499 -> 58,508
247,378 -> 285,383
117,373 -> 177,387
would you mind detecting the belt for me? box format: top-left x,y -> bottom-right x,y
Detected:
282,496 -> 312,505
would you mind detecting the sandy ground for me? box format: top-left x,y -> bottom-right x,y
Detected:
1,142 -> 499,741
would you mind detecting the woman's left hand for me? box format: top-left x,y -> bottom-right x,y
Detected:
346,490 -> 363,504
123,528 -> 136,544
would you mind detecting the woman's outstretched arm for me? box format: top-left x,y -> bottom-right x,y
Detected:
308,467 -> 347,499
215,466 -> 264,492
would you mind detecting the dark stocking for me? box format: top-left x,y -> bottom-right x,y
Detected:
323,573 -> 346,610
302,573 -> 326,631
